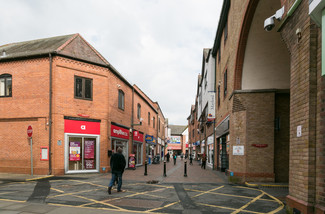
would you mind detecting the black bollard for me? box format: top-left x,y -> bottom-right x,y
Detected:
184,161 -> 187,177
144,160 -> 148,176
163,161 -> 167,177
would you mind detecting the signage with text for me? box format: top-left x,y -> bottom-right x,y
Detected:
133,131 -> 144,142
64,119 -> 100,135
111,124 -> 129,140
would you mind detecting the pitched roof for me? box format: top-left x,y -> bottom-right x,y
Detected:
170,125 -> 187,135
0,33 -> 109,66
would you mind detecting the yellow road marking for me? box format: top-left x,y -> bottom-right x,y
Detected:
73,194 -> 127,211
198,202 -> 263,214
50,188 -> 64,193
0,198 -> 25,203
0,191 -> 17,195
47,188 -> 102,198
192,186 -> 224,198
26,175 -> 54,181
145,200 -> 180,212
231,192 -> 264,214
69,179 -> 107,188
185,188 -> 274,202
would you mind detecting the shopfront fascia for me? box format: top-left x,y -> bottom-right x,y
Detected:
111,123 -> 130,167
215,116 -> 229,172
145,134 -> 156,163
133,130 -> 143,166
64,117 -> 101,174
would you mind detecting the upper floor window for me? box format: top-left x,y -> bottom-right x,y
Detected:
218,85 -> 221,107
0,74 -> 12,97
224,70 -> 228,98
153,117 -> 155,129
75,76 -> 92,100
158,118 -> 160,132
148,112 -> 150,125
118,89 -> 125,110
224,20 -> 228,43
218,48 -> 221,63
137,104 -> 141,119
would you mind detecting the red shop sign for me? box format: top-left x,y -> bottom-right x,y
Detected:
133,131 -> 144,142
111,124 -> 129,140
64,119 -> 100,135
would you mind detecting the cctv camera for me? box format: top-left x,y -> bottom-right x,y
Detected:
264,17 -> 275,31
264,6 -> 284,32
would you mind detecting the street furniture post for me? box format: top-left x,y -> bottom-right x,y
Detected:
144,160 -> 148,176
163,161 -> 167,177
184,161 -> 187,177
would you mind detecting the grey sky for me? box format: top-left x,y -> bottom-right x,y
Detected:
0,0 -> 222,125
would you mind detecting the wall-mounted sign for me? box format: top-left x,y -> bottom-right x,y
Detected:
133,131 -> 144,142
65,119 -> 100,135
145,134 -> 156,145
40,147 -> 49,161
252,144 -> 268,148
111,124 -> 129,140
297,125 -> 302,137
170,136 -> 181,144
233,146 -> 244,155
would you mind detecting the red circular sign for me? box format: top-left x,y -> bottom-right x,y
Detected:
27,125 -> 33,138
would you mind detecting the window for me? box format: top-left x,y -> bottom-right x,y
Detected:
137,104 -> 141,119
0,74 -> 12,97
218,85 -> 221,107
224,20 -> 228,43
118,90 -> 124,110
148,112 -> 150,125
153,117 -> 155,129
224,70 -> 228,98
75,76 -> 92,100
218,48 -> 221,63
158,118 -> 160,132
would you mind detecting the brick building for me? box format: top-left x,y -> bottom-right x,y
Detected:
188,0 -> 325,212
0,34 -> 166,175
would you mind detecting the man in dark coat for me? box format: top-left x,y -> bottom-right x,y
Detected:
108,147 -> 126,194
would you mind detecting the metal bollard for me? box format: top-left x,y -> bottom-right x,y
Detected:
184,161 -> 187,177
144,160 -> 148,176
163,161 -> 167,177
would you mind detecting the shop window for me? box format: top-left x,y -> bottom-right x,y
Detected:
118,89 -> 125,110
137,104 -> 141,119
75,76 -> 92,100
0,74 -> 12,97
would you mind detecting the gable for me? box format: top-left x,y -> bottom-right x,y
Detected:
58,35 -> 108,66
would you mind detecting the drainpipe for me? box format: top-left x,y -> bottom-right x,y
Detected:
322,9 -> 325,76
48,53 -> 53,175
131,86 -> 134,154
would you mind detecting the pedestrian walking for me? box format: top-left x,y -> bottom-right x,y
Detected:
166,153 -> 170,162
108,147 -> 126,194
189,154 -> 193,165
201,153 -> 207,169
173,152 -> 177,165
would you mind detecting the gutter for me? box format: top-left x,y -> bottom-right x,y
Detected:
48,53 -> 53,175
278,0 -> 302,31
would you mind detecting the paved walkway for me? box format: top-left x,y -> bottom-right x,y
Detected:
0,159 -> 288,213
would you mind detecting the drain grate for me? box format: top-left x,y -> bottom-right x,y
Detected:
146,180 -> 159,184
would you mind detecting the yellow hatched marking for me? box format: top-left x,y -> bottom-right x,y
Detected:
192,186 -> 224,198
198,202 -> 263,214
0,198 -> 25,203
231,192 -> 264,214
47,188 -> 102,198
69,180 -> 107,188
185,188 -> 274,202
50,188 -> 64,193
145,200 -> 180,213
0,191 -> 17,195
74,194 -> 127,211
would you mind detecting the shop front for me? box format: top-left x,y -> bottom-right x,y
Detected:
132,130 -> 143,166
64,117 -> 100,174
145,134 -> 156,164
111,123 -> 129,166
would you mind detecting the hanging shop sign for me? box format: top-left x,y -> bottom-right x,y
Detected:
170,136 -> 181,144
111,124 -> 129,140
207,91 -> 216,121
145,134 -> 156,145
64,119 -> 100,135
207,135 -> 214,145
133,131 -> 144,142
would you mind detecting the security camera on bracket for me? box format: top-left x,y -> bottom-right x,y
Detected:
264,6 -> 285,32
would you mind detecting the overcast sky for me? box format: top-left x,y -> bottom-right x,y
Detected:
0,0 -> 222,125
